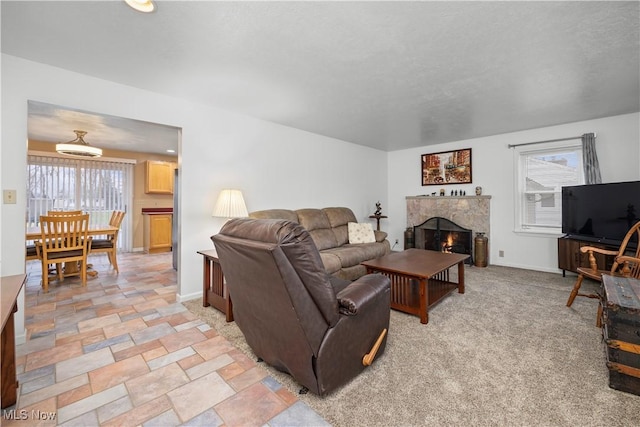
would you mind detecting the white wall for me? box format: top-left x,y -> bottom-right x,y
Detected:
3,53 -> 638,343
1,54 -> 388,340
388,112 -> 640,273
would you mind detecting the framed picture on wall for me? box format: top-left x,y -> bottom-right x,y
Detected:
421,148 -> 472,185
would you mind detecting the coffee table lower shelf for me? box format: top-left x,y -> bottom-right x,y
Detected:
377,271 -> 459,322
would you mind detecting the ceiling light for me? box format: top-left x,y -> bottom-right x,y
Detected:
166,149 -> 176,154
56,130 -> 103,158
125,0 -> 155,13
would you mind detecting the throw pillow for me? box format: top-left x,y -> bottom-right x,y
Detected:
348,222 -> 376,244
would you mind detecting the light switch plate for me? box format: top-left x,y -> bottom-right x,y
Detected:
3,189 -> 17,204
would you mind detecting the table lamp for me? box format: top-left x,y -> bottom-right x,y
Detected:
212,189 -> 248,219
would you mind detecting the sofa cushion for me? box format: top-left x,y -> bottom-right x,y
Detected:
248,206 -> 390,281
296,209 -> 338,251
323,242 -> 388,268
348,222 -> 376,244
319,252 -> 342,275
249,209 -> 299,223
323,207 -> 357,246
336,265 -> 368,281
309,231 -> 339,252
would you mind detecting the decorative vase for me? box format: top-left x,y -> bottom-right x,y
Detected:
474,232 -> 488,267
404,227 -> 414,249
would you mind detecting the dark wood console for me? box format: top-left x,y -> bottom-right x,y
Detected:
2,274 -> 26,409
557,236 -> 616,276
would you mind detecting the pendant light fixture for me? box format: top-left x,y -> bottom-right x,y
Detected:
56,130 -> 103,158
125,0 -> 155,13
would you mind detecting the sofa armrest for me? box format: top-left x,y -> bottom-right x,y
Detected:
374,230 -> 388,242
337,274 -> 390,315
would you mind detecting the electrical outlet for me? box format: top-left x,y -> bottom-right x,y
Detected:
3,189 -> 16,204
499,250 -> 504,257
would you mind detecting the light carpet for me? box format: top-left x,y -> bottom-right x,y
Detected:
184,265 -> 640,426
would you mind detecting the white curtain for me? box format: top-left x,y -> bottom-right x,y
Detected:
27,153 -> 134,251
582,133 -> 602,185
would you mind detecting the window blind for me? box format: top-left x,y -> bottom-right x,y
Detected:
27,154 -> 133,251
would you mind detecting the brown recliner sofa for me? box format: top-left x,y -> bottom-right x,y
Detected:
249,207 -> 390,281
212,218 -> 391,396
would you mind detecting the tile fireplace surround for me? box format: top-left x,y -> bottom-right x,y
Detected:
406,195 -> 492,242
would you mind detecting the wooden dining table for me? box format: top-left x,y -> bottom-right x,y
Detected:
26,224 -> 118,241
26,224 -> 119,276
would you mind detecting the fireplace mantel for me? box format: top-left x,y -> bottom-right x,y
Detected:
406,195 -> 491,238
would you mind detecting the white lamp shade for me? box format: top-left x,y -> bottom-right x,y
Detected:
212,189 -> 248,218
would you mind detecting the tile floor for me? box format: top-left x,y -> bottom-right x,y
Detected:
2,252 -> 328,426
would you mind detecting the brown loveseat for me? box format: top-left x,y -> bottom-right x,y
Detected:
212,218 -> 391,395
249,207 -> 390,281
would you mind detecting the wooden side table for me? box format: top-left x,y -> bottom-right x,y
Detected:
198,249 -> 233,322
369,214 -> 388,231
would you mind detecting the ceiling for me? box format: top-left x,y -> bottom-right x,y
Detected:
2,1 -> 639,153
27,101 -> 180,155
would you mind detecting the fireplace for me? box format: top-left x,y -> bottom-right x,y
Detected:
413,217 -> 473,264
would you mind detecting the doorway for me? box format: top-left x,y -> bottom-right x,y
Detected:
27,100 -> 181,264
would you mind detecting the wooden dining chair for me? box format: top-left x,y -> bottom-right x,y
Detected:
566,220 -> 640,326
35,213 -> 92,293
90,211 -> 126,273
47,210 -> 83,216
26,243 -> 39,261
27,212 -> 83,262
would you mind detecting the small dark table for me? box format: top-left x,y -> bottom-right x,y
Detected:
198,249 -> 233,322
369,214 -> 388,231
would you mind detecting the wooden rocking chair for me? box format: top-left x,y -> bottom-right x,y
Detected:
566,220 -> 640,326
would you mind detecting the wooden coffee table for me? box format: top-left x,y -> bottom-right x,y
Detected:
362,249 -> 469,324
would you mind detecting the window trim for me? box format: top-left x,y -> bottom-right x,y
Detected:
513,140 -> 584,235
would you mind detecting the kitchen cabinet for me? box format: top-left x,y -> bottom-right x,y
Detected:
144,213 -> 173,253
145,161 -> 175,194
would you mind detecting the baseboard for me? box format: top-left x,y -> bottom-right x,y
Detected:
15,331 -> 26,345
488,261 -> 562,275
177,291 -> 202,303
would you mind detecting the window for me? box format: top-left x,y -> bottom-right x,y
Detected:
27,153 -> 134,251
515,141 -> 584,233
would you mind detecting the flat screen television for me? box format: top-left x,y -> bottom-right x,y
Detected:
562,181 -> 640,248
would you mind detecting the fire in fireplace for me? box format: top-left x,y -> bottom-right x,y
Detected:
413,217 -> 473,264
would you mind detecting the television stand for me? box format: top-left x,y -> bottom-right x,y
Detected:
557,235 -> 617,276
